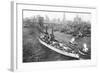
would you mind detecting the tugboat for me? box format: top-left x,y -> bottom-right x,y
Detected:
78,43 -> 91,59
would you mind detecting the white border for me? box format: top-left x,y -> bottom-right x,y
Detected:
12,1 -> 97,72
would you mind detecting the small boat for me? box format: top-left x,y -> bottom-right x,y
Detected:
38,38 -> 79,59
78,43 -> 91,59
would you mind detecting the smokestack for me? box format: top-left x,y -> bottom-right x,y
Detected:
52,26 -> 54,35
45,25 -> 48,34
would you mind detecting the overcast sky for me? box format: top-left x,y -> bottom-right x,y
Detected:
23,10 -> 91,22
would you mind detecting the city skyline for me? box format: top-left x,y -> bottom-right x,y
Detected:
23,10 -> 91,22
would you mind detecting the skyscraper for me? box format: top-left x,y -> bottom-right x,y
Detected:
62,12 -> 66,24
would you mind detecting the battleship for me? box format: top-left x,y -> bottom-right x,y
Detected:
38,26 -> 90,59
